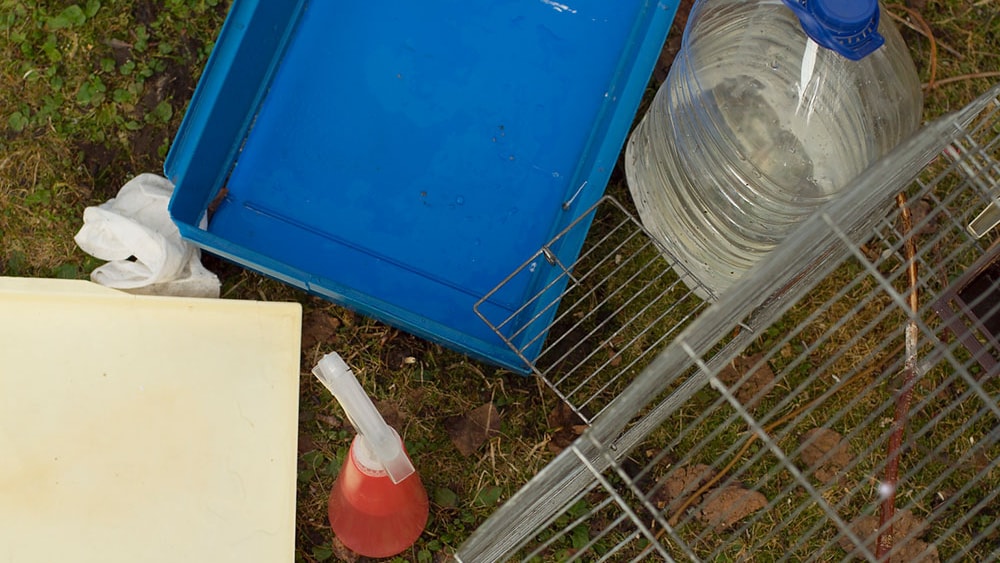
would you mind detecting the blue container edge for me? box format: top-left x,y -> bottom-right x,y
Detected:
165,0 -> 307,219
175,222 -> 536,375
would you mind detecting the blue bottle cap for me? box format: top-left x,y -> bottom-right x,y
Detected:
781,0 -> 885,61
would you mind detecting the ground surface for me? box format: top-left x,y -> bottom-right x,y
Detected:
2,1 -> 998,561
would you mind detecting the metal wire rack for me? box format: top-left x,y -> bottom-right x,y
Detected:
459,83 -> 1000,562
474,196 -> 713,424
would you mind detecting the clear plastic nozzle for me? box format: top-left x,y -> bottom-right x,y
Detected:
312,352 -> 415,484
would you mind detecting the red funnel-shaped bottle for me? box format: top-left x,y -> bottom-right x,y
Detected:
312,352 -> 429,558
328,434 -> 429,558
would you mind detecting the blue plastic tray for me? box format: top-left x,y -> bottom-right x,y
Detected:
165,0 -> 678,374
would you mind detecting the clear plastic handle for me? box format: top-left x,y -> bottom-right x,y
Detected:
312,352 -> 415,484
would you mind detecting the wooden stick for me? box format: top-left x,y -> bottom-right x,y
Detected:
876,193 -> 921,560
891,5 -> 938,89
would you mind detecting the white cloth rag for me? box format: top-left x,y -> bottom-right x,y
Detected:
74,173 -> 221,298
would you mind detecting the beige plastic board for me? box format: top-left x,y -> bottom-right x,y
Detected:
0,278 -> 302,563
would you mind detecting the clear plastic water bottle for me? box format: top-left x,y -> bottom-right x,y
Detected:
625,0 -> 922,300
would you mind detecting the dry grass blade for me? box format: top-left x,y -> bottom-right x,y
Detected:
926,71 -> 1000,89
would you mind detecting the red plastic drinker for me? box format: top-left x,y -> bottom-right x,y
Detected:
328,434 -> 429,558
312,352 -> 429,558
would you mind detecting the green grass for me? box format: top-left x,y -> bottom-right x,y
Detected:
1,0 -> 223,276
2,1 -> 999,561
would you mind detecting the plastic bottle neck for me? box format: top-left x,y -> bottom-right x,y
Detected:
780,0 -> 884,61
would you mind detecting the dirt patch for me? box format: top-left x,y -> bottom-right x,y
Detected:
379,332 -> 427,371
132,0 -> 157,25
199,253 -> 244,283
716,353 -> 776,410
445,402 -> 501,457
297,432 -> 316,454
301,309 -> 342,351
130,67 -> 194,168
799,427 -> 852,484
698,486 -> 768,529
126,8 -> 202,171
839,510 -> 938,562
539,290 -> 621,377
75,23 -> 203,199
75,139 -> 131,201
136,59 -> 197,119
374,399 -> 408,433
651,463 -> 715,512
130,130 -> 167,167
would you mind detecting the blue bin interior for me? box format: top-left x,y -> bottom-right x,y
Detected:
166,0 -> 679,373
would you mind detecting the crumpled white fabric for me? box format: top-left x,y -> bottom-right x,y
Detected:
74,173 -> 221,298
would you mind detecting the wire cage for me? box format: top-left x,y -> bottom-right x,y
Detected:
459,83 -> 1000,562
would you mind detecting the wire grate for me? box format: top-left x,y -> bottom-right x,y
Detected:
459,83 -> 1000,562
475,196 -> 712,424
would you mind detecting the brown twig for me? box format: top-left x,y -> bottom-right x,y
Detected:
886,5 -> 961,62
887,4 -> 1000,92
888,4 -> 938,90
876,193 -> 921,560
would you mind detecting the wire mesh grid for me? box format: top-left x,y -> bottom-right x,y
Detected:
458,84 -> 1000,562
474,196 -> 712,424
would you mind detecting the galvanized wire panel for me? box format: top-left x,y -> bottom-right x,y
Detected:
459,84 -> 1000,563
475,197 -> 713,424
